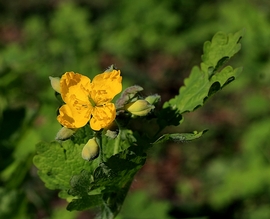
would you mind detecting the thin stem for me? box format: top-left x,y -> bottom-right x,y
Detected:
152,126 -> 164,140
113,129 -> 121,155
95,132 -> 103,163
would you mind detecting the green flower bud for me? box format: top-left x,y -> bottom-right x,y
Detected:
55,127 -> 75,140
125,100 -> 155,116
49,76 -> 61,93
145,94 -> 161,105
81,138 -> 99,161
116,85 -> 144,109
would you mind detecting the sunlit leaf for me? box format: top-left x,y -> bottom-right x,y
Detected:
164,30 -> 243,115
33,140 -> 99,190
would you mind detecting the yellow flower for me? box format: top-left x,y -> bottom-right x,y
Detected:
57,70 -> 122,131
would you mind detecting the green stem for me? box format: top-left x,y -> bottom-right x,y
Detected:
113,129 -> 121,155
95,132 -> 103,163
152,127 -> 164,140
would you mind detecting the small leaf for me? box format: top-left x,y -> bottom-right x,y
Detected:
153,130 -> 207,145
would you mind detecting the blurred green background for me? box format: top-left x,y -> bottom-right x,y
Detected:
1,0 -> 270,218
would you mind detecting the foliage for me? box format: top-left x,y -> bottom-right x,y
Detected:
31,30 -> 242,218
164,30 -> 242,113
0,0 -> 270,218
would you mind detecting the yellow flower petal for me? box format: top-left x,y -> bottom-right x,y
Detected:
57,104 -> 91,128
90,103 -> 116,131
91,70 -> 122,105
60,72 -> 91,104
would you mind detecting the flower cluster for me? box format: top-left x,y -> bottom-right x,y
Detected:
50,67 -> 159,161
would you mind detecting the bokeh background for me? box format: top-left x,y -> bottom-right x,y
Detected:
1,0 -> 270,218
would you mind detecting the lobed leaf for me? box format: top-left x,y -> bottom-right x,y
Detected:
164,30 -> 243,115
201,31 -> 242,75
33,140 -> 99,190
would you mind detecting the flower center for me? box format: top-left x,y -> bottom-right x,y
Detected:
88,96 -> 96,107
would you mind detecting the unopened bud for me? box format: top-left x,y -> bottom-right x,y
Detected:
116,85 -> 143,109
49,76 -> 61,93
145,94 -> 161,105
125,100 -> 155,116
81,138 -> 99,161
56,127 -> 75,140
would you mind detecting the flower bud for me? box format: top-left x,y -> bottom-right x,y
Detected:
55,127 -> 75,140
125,100 -> 155,116
49,76 -> 61,93
81,138 -> 99,161
145,94 -> 161,105
116,85 -> 143,109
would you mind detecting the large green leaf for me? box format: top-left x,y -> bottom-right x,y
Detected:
33,140 -> 99,190
164,30 -> 243,114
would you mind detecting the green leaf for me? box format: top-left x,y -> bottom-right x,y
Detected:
102,128 -> 137,159
157,107 -> 183,129
67,194 -> 103,211
153,130 -> 207,145
211,65 -> 242,86
201,30 -> 242,76
33,140 -> 99,190
71,125 -> 95,145
66,170 -> 103,211
164,30 -> 243,114
165,66 -> 209,113
92,151 -> 146,192
67,146 -> 146,213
